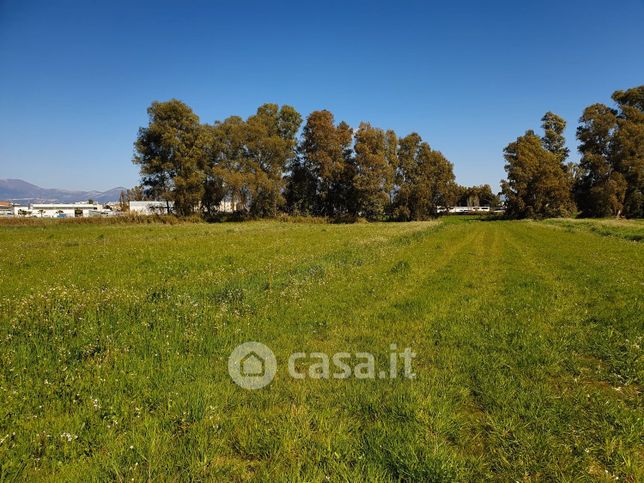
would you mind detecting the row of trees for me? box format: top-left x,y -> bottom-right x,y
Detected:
133,102 -> 480,220
501,85 -> 643,219
134,85 -> 641,220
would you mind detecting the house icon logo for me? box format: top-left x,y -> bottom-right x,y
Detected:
228,342 -> 277,389
240,351 -> 265,377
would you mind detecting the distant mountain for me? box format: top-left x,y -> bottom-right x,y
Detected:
0,179 -> 127,204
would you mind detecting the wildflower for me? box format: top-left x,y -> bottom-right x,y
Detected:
60,432 -> 77,442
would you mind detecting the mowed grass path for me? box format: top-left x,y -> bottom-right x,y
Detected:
0,219 -> 642,480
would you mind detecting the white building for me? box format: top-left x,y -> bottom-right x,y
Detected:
12,205 -> 30,216
219,199 -> 235,213
128,200 -> 174,215
449,206 -> 491,213
437,205 -> 493,214
0,202 -> 13,216
15,202 -> 103,218
128,199 -> 234,215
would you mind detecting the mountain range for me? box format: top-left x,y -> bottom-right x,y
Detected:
0,179 -> 126,204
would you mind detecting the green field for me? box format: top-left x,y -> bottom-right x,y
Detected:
0,218 -> 642,481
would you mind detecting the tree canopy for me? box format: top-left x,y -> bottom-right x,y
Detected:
133,99 -> 207,216
133,101 -> 460,221
133,85 -> 643,221
575,86 -> 643,218
497,85 -> 642,221
501,127 -> 574,219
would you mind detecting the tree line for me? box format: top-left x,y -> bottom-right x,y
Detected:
501,85 -> 643,219
132,102 -> 495,220
133,84 -> 642,220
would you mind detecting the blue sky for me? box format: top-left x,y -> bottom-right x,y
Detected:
1,0 -> 643,192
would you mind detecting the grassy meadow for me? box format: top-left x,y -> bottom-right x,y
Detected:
0,218 -> 642,481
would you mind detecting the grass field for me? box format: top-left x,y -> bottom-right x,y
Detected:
0,218 -> 642,481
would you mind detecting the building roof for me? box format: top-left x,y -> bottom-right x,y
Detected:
129,200 -> 173,206
30,203 -> 100,209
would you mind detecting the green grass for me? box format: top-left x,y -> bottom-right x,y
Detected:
542,217 -> 644,242
0,219 -> 642,480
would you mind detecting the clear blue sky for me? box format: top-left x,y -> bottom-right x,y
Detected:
1,0 -> 643,192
